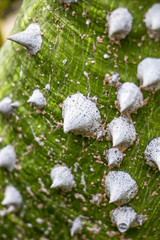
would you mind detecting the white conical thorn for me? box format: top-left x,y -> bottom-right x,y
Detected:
50,178 -> 61,188
107,148 -> 123,168
117,82 -> 143,114
107,8 -> 133,40
105,171 -> 138,205
0,145 -> 16,171
50,165 -> 76,191
70,216 -> 83,236
137,57 -> 160,91
111,206 -> 143,233
157,160 -> 160,171
62,93 -> 101,137
108,116 -> 136,150
144,137 -> 160,171
144,4 -> 160,39
152,18 -> 160,31
0,97 -> 18,117
27,89 -> 45,109
8,23 -> 43,55
2,185 -> 22,211
109,191 -> 120,204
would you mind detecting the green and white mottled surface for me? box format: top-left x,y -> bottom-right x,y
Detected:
0,0 -> 160,239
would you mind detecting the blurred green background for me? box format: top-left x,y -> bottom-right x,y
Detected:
0,0 -> 22,46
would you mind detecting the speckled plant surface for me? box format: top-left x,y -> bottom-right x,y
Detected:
0,0 -> 160,239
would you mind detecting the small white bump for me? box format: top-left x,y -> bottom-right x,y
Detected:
50,165 -> 76,191
105,171 -> 138,205
91,194 -> 102,205
111,206 -> 143,232
137,57 -> 160,91
103,54 -> 110,59
144,4 -> 160,39
70,216 -> 83,236
107,148 -> 123,168
2,185 -> 22,210
144,137 -> 160,170
8,23 -> 43,55
111,73 -> 120,86
107,8 -> 133,40
28,89 -> 45,109
0,97 -> 18,117
62,93 -> 101,137
108,116 -> 136,149
117,82 -> 143,114
63,59 -> 67,65
43,83 -> 50,91
0,145 -> 16,171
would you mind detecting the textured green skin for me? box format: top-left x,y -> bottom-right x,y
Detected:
0,0 -> 160,239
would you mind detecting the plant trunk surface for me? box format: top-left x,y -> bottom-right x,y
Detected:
0,0 -> 159,239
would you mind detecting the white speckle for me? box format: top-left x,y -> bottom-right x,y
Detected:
20,65 -> 23,78
92,194 -> 102,205
103,54 -> 110,59
84,71 -> 89,79
46,5 -> 51,10
8,23 -> 43,55
50,165 -> 76,191
70,216 -> 83,236
28,122 -> 45,146
111,206 -> 143,232
105,171 -> 138,205
144,4 -> 160,39
108,116 -> 136,149
63,59 -> 67,65
107,148 -> 123,168
43,83 -> 50,91
107,8 -> 133,40
2,185 -> 22,210
65,74 -> 69,78
81,172 -> 87,192
91,96 -> 98,103
27,89 -> 45,109
90,165 -> 95,172
86,19 -> 91,27
117,82 -> 143,113
137,57 -> 160,91
38,177 -> 50,195
108,72 -> 120,86
27,223 -> 33,228
92,195 -> 99,203
0,145 -> 16,171
139,6 -> 143,10
62,93 -> 101,137
144,137 -> 160,170
97,130 -> 103,139
74,162 -> 79,172
36,218 -> 44,224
